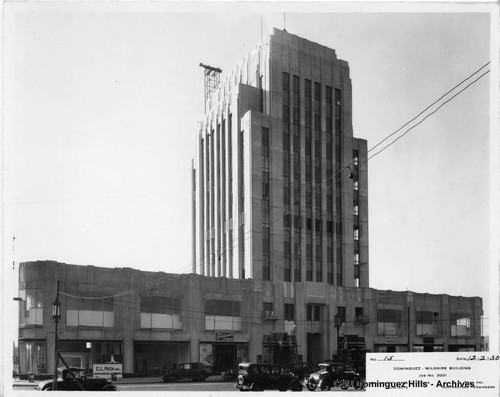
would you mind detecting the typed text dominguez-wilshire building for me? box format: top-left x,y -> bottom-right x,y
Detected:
17,29 -> 482,377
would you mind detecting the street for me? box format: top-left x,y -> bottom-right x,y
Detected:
12,379 -> 235,392
12,378 -> 363,392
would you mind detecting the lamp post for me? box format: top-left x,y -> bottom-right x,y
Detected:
334,313 -> 342,357
52,281 -> 60,391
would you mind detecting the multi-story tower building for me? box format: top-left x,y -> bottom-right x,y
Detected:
192,28 -> 368,289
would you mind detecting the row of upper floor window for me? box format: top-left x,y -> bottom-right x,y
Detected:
282,72 -> 342,109
18,289 -> 475,337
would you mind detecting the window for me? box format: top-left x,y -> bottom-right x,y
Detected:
66,291 -> 116,328
20,289 -> 44,327
294,215 -> 302,229
353,149 -> 359,166
337,306 -> 346,323
416,311 -> 439,336
335,88 -> 341,106
292,75 -> 300,93
314,82 -> 321,100
450,314 -> 471,337
263,255 -> 271,280
294,258 -> 301,282
283,130 -> 290,149
284,258 -> 292,282
283,187 -> 290,205
205,299 -> 240,316
306,260 -> 313,281
326,221 -> 333,234
262,127 -> 269,146
283,72 -> 290,122
315,260 -> 322,282
283,151 -> 290,177
262,171 -> 269,198
140,296 -> 182,329
293,108 -> 300,125
315,219 -> 322,233
263,302 -> 274,312
282,72 -> 290,91
307,304 -> 322,321
204,299 -> 242,331
284,303 -> 295,321
306,243 -> 312,259
377,309 -> 402,336
284,240 -> 291,257
262,225 -> 270,253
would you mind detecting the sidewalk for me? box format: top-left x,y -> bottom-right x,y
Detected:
12,378 -> 40,387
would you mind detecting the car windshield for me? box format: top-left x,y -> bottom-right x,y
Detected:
239,364 -> 250,372
318,365 -> 331,372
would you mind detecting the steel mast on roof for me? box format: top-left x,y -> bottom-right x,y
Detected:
200,63 -> 222,112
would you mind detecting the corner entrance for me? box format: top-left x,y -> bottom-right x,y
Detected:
306,333 -> 322,364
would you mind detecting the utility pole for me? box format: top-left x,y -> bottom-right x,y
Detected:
52,281 -> 61,390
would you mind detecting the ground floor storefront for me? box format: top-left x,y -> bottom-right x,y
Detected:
134,341 -> 189,375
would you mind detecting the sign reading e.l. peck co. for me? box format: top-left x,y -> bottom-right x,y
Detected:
216,331 -> 234,341
92,363 -> 123,379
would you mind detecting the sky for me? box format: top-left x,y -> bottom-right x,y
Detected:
2,2 -> 498,348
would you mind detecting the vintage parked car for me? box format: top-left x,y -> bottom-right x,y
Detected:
305,362 -> 361,391
161,362 -> 212,382
235,363 -> 303,392
284,363 -> 316,381
36,367 -> 118,391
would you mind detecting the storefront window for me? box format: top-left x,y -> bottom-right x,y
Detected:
19,341 -> 46,374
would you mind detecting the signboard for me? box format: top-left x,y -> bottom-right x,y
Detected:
92,363 -> 123,379
216,331 -> 234,341
366,352 -> 499,394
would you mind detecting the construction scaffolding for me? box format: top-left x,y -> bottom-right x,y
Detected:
199,63 -> 222,112
261,332 -> 299,366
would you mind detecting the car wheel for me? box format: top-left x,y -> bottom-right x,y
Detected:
103,384 -> 118,391
319,380 -> 331,391
340,380 -> 349,390
251,382 -> 264,391
306,383 -> 317,391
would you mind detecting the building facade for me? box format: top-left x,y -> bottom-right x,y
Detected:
193,28 -> 368,289
17,261 -> 482,376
